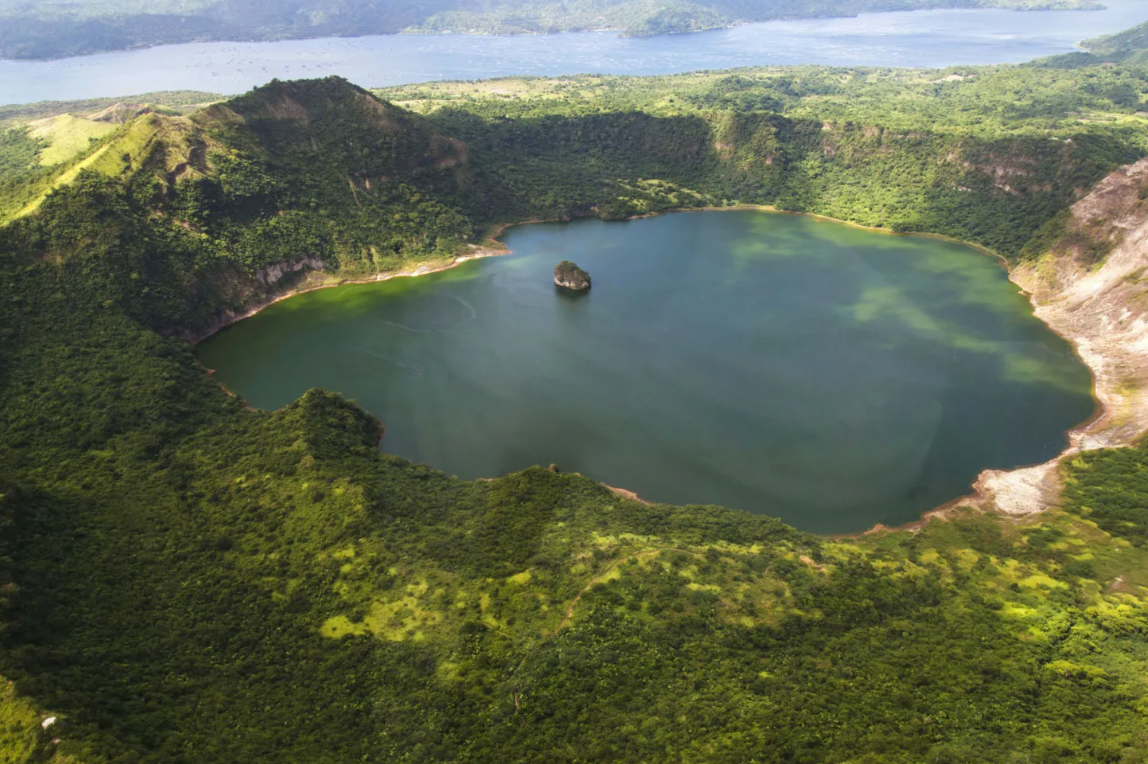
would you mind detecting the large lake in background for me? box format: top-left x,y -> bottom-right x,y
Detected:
197,212 -> 1095,533
4,1 -> 1148,104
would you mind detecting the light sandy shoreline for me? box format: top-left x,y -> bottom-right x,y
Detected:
193,202 -> 1141,539
880,160 -> 1148,538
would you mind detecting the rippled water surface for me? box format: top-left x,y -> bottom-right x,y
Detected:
197,212 -> 1095,533
4,0 -> 1148,104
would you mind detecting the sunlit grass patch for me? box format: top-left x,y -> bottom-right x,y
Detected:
27,114 -> 115,166
1019,573 -> 1069,590
0,679 -> 41,764
507,570 -> 533,585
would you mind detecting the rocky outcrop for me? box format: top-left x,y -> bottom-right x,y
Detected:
256,256 -> 325,285
182,256 -> 328,343
956,157 -> 1148,518
554,260 -> 591,290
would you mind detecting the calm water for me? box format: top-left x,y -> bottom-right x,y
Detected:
197,212 -> 1094,533
4,1 -> 1148,104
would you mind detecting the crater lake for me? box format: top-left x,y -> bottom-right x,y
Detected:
197,211 -> 1095,533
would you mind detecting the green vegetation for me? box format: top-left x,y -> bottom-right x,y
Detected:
383,63 -> 1148,258
1082,19 -> 1148,59
2,53 -> 1148,762
1063,443 -> 1148,547
554,259 -> 591,288
0,0 -> 1103,59
9,63 -> 1148,284
0,93 -> 220,221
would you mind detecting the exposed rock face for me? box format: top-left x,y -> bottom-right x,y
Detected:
256,256 -> 325,286
956,157 -> 1148,519
181,256 -> 327,343
554,260 -> 591,290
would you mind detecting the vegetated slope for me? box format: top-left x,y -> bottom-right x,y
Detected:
0,0 -> 1102,60
0,92 -> 221,127
385,64 -> 1148,256
0,72 -> 1147,763
1082,19 -> 1148,58
0,92 -> 221,222
1050,20 -> 1148,67
10,63 -> 1148,269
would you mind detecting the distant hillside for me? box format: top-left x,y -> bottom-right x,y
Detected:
1081,18 -> 1148,58
410,0 -> 1104,37
0,0 -> 1104,59
0,91 -> 221,221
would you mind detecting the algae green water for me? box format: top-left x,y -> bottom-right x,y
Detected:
197,211 -> 1094,533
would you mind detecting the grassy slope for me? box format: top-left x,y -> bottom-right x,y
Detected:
0,92 -> 222,222
0,68 -> 1147,762
1082,20 -> 1148,57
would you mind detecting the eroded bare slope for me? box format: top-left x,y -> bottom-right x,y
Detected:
962,158 -> 1148,517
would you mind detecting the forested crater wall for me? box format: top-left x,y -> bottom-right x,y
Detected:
5,72 -> 1142,342
2,70 -> 1148,764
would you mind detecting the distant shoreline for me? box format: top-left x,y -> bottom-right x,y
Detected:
0,1 -> 1111,64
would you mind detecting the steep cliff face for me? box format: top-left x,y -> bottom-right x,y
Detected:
962,158 -> 1148,516
180,256 -> 329,343
1015,157 -> 1148,448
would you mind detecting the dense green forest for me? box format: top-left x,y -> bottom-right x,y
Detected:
8,62 -> 1148,261
1,56 -> 1148,762
0,0 -> 1102,59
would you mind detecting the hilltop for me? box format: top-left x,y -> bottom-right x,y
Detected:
0,67 -> 1147,763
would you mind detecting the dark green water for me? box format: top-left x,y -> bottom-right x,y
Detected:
197,211 -> 1095,533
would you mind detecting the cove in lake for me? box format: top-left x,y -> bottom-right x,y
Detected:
4,0 -> 1148,105
197,211 -> 1094,534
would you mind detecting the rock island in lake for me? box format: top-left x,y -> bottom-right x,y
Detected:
554,260 -> 591,290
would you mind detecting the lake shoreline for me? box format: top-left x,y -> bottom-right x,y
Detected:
0,3 -> 1117,66
194,203 -> 1123,539
187,242 -> 513,345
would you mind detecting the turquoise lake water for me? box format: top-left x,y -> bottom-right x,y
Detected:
197,211 -> 1095,533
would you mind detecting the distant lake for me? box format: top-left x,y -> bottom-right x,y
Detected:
3,1 -> 1148,105
197,212 -> 1095,534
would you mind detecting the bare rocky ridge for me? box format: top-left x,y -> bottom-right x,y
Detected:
957,157 -> 1148,518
